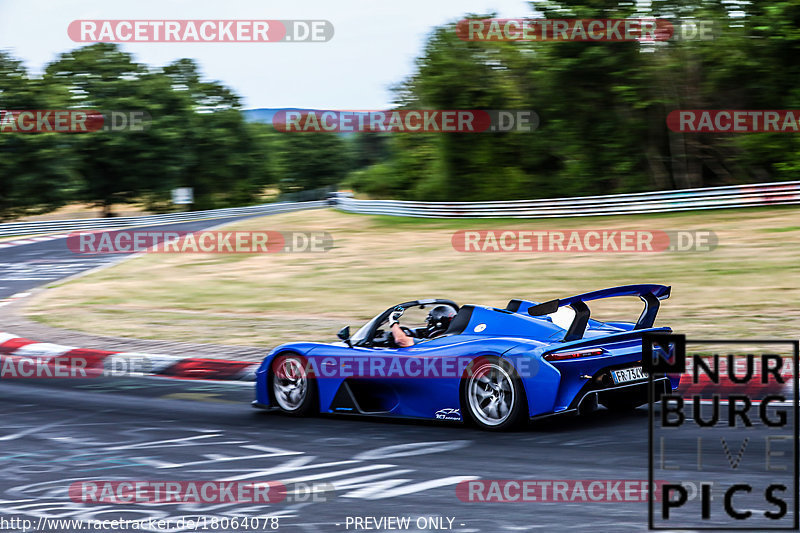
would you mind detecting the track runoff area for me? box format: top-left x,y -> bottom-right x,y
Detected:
1,332 -> 796,531
0,208 -> 797,532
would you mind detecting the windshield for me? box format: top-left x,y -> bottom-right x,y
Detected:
348,300 -> 459,346
350,313 -> 382,345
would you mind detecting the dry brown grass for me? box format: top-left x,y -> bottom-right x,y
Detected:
25,206 -> 800,348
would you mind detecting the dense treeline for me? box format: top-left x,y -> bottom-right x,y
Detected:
348,0 -> 800,200
0,44 -> 349,219
1,0 -> 799,218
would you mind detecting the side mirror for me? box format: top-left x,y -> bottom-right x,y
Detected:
337,325 -> 353,348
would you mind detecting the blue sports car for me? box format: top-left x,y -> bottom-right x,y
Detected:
253,284 -> 680,430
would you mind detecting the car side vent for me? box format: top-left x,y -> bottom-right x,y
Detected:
506,299 -> 523,312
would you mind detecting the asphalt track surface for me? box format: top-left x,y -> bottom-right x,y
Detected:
1,213 -> 797,532
0,376 -> 796,533
0,214 -> 271,300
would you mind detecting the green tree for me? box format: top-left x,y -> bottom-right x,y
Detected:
44,44 -> 161,216
347,0 -> 800,200
162,58 -> 274,209
0,51 -> 78,219
41,47 -> 275,214
274,133 -> 351,194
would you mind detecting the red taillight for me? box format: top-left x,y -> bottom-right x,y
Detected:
544,348 -> 606,361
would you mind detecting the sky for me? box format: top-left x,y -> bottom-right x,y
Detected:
0,0 -> 534,110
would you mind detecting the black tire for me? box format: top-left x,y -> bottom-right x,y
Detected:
461,357 -> 527,431
269,353 -> 318,416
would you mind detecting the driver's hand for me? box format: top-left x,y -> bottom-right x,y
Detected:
389,306 -> 404,326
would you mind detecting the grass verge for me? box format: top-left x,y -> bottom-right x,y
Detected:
25,207 -> 800,348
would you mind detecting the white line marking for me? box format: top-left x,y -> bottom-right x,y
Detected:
0,412 -> 97,441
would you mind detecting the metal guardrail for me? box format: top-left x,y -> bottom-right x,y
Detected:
2,181 -> 798,237
335,181 -> 800,218
0,201 -> 326,238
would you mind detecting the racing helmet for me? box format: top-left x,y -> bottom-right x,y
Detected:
426,305 -> 457,336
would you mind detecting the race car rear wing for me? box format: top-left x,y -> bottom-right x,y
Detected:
524,284 -> 671,341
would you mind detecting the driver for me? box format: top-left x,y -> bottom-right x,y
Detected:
389,305 -> 456,348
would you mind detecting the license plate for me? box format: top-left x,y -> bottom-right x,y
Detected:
611,366 -> 648,384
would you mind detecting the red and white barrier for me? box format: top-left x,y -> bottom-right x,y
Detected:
0,332 -> 258,381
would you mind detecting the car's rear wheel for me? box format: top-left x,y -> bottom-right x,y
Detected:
270,353 -> 317,416
463,358 -> 526,431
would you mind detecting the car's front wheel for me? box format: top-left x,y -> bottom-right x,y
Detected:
463,358 -> 526,431
270,353 -> 317,416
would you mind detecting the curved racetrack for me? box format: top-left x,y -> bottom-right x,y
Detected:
0,221 -> 793,532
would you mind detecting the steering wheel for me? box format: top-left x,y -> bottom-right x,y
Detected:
374,325 -> 416,348
372,328 -> 391,347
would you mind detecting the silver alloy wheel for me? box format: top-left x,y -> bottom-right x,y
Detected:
273,357 -> 308,412
467,362 -> 515,427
